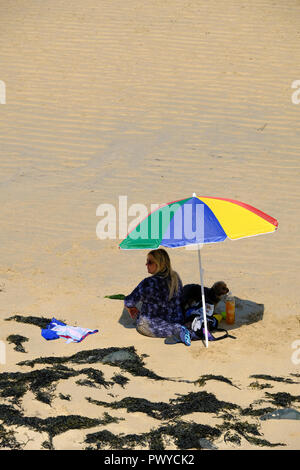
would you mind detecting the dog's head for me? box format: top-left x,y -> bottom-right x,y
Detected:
211,281 -> 229,302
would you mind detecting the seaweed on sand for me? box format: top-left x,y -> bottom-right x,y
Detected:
5,315 -> 56,329
249,374 -> 298,385
0,403 -> 122,450
7,335 -> 29,353
111,374 -> 129,388
84,414 -> 282,450
83,387 -> 292,449
17,343 -> 242,388
18,346 -> 167,381
86,391 -> 239,421
84,420 -> 221,450
217,418 -> 285,447
75,368 -> 114,389
17,347 -> 243,390
194,374 -> 240,389
248,381 -> 273,390
0,365 -> 77,405
264,391 -> 300,407
240,405 -> 277,418
59,393 -> 71,401
0,364 -> 114,406
0,423 -> 22,449
147,391 -> 239,418
86,396 -> 170,420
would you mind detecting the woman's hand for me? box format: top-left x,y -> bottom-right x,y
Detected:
126,306 -> 139,319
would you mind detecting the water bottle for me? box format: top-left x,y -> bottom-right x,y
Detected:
225,292 -> 235,325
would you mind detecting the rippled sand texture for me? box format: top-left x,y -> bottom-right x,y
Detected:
0,1 -> 299,313
0,0 -> 300,450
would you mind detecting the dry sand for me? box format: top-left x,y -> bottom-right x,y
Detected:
0,0 -> 299,450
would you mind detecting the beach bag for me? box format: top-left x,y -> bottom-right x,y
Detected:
191,316 -> 235,341
186,306 -> 236,342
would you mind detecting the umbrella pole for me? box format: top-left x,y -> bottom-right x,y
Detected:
197,244 -> 209,348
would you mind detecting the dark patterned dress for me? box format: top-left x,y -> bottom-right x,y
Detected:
124,272 -> 184,338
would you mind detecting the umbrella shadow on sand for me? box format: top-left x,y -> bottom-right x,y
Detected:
118,300 -> 143,329
215,297 -> 264,332
118,298 -> 264,333
119,307 -> 137,329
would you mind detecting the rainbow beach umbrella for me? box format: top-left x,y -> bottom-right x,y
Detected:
119,194 -> 278,347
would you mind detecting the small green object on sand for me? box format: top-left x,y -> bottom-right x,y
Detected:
104,294 -> 126,300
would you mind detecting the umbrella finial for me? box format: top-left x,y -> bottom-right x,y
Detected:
193,192 -> 197,197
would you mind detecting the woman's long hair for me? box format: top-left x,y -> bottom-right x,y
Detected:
148,248 -> 181,300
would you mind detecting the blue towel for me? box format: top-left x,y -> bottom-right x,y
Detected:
41,318 -> 98,343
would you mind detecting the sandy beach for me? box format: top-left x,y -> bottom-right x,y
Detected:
0,0 -> 300,450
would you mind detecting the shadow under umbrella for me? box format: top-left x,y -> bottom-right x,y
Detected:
214,297 -> 265,332
118,307 -> 137,329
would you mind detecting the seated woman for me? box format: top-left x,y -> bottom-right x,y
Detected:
124,248 -> 192,346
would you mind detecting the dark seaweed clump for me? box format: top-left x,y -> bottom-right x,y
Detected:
84,411 -> 285,450
85,391 -> 284,447
75,368 -> 114,389
5,315 -> 56,329
265,391 -> 300,408
0,423 -> 22,449
85,420 -> 221,450
18,346 -> 167,382
86,391 -> 239,421
194,374 -> 240,389
111,374 -> 129,388
218,419 -> 283,448
0,365 -> 76,406
2,345 -> 191,409
0,364 -> 116,406
7,335 -> 29,353
0,319 -> 293,450
0,362 -> 289,449
248,381 -> 273,390
250,374 -> 299,385
17,349 -> 241,389
59,393 -> 71,401
240,405 -> 277,418
0,403 -> 121,450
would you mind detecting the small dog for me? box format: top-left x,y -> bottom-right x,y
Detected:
181,281 -> 229,314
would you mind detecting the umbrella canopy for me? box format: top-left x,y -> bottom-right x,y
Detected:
119,194 -> 278,347
119,195 -> 278,249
